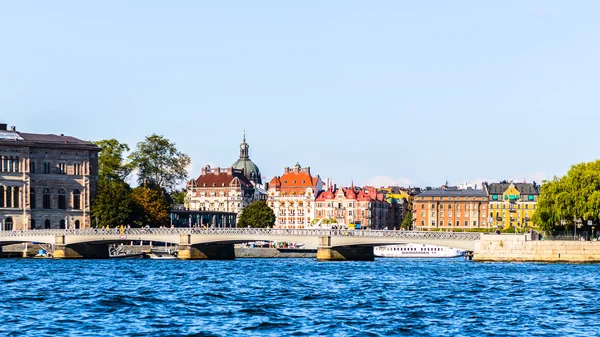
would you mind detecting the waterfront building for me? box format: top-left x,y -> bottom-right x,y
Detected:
267,163 -> 323,228
314,183 -> 388,229
0,123 -> 100,230
484,182 -> 540,230
413,187 -> 489,230
378,186 -> 418,229
186,165 -> 255,221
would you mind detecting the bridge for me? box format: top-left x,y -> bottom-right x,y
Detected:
0,228 -> 482,261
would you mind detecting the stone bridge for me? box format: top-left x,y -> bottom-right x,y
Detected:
0,228 -> 482,261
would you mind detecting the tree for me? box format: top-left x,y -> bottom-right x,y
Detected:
129,134 -> 191,193
94,139 -> 132,181
237,201 -> 275,228
131,186 -> 171,227
401,212 -> 413,230
170,189 -> 186,205
91,180 -> 135,228
533,160 -> 600,235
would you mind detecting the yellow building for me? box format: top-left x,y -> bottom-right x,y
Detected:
485,182 -> 540,230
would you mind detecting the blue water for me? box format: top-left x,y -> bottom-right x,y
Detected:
1,258 -> 599,336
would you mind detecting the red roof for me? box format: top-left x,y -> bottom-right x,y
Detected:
195,167 -> 253,189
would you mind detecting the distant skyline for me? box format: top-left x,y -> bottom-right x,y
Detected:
3,1 -> 600,188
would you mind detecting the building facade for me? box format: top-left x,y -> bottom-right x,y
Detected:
315,184 -> 389,229
0,123 -> 99,230
186,165 -> 255,220
413,187 -> 489,230
267,163 -> 323,228
485,182 -> 540,230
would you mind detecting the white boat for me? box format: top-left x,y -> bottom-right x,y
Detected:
374,244 -> 465,258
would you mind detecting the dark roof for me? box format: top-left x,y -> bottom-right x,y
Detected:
417,188 -> 488,197
0,129 -> 97,149
487,183 -> 539,195
196,168 -> 254,189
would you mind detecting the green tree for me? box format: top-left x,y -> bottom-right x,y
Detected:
237,200 -> 275,228
401,211 -> 413,230
131,186 -> 171,227
91,180 -> 135,228
533,160 -> 600,235
129,134 -> 191,192
94,139 -> 132,181
170,189 -> 186,205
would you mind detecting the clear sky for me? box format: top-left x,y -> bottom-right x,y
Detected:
2,1 -> 599,188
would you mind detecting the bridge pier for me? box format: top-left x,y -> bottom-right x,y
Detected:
178,235 -> 235,260
316,236 -> 374,261
53,235 -> 109,259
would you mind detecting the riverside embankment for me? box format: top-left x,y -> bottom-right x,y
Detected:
474,234 -> 600,262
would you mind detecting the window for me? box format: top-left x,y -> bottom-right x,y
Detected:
0,186 -> 3,207
421,204 -> 424,209
13,187 -> 19,208
30,188 -> 36,209
448,205 -> 452,209
43,162 -> 51,174
58,189 -> 66,209
5,187 -> 12,208
4,217 -> 13,231
456,220 -> 460,226
43,188 -> 51,209
44,219 -> 51,229
440,220 -> 444,226
30,219 -> 36,230
525,204 -> 529,209
59,219 -> 66,229
421,220 -> 424,226
73,189 -> 81,210
30,161 -> 36,173
464,220 -> 468,226
74,164 -> 81,175
58,163 -> 67,174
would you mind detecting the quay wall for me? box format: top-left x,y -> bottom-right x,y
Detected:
474,234 -> 600,262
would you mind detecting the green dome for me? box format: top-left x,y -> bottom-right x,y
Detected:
232,131 -> 262,185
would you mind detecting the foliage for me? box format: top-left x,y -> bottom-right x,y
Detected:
237,200 -> 275,228
94,139 -> 132,181
91,180 -> 135,228
131,187 -> 171,227
170,190 -> 186,205
129,134 -> 191,193
401,212 -> 413,230
533,160 -> 600,234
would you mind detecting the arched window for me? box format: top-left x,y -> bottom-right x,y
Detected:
74,220 -> 80,229
4,217 -> 13,231
43,188 -> 51,209
5,186 -> 12,208
0,186 -> 4,208
59,219 -> 66,229
73,189 -> 81,210
30,188 -> 36,209
2,156 -> 7,172
58,189 -> 66,210
44,219 -> 51,229
30,219 -> 36,230
13,187 -> 19,208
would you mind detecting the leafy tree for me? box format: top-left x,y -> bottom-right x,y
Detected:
129,134 -> 191,193
94,139 -> 132,181
170,189 -> 186,205
237,200 -> 275,228
131,186 -> 171,227
401,211 -> 413,230
91,180 -> 135,228
533,160 -> 600,235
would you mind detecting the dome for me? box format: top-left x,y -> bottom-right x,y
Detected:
232,130 -> 262,185
232,158 -> 261,184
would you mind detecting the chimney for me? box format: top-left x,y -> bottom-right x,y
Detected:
0,123 -> 7,131
10,126 -> 16,131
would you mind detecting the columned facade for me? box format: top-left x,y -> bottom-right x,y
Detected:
0,123 -> 99,230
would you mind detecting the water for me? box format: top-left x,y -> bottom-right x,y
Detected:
1,258 -> 599,336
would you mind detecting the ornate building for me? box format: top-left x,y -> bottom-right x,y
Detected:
267,163 -> 323,228
231,131 -> 262,185
412,187 -> 489,230
186,165 -> 255,220
0,123 -> 99,230
485,182 -> 540,230
314,183 -> 389,229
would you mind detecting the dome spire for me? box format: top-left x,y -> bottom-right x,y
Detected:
239,130 -> 249,159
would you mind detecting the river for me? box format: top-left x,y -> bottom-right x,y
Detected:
0,258 -> 598,336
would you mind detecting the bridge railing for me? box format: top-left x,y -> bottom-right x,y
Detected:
0,228 -> 481,241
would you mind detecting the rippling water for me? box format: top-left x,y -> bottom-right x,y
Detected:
1,258 -> 599,336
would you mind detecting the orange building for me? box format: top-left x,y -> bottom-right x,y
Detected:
267,163 -> 323,228
412,187 -> 489,230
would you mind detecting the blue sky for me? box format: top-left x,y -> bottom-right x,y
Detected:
2,1 -> 599,188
